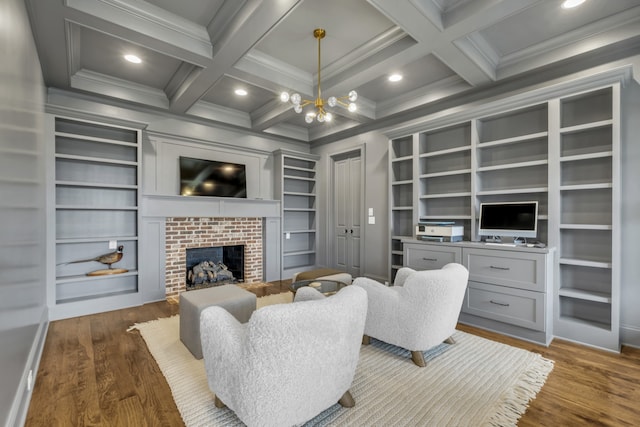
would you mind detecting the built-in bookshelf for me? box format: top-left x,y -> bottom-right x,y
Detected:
48,115 -> 142,320
274,149 -> 320,279
386,83 -> 621,351
553,86 -> 619,351
389,135 -> 415,281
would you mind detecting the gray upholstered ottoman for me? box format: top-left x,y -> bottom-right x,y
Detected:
180,284 -> 256,359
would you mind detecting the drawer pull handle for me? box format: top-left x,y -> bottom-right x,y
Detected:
422,258 -> 437,261
490,300 -> 510,307
489,265 -> 510,271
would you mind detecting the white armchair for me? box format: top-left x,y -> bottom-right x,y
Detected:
353,263 -> 469,367
199,285 -> 368,427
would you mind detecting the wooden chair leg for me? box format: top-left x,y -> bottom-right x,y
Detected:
444,336 -> 456,345
214,395 -> 226,408
362,335 -> 371,345
411,350 -> 426,367
338,390 -> 355,408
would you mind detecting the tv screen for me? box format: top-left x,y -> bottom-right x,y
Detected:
478,201 -> 538,239
179,157 -> 247,198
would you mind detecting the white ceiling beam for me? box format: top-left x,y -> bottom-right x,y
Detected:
168,0 -> 304,113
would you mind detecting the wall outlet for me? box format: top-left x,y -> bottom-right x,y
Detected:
368,216 -> 375,224
108,240 -> 117,250
27,369 -> 33,391
285,232 -> 291,239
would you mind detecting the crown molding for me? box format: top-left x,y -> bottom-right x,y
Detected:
187,101 -> 252,129
70,69 -> 169,109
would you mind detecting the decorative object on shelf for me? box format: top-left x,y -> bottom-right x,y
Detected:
58,245 -> 127,274
280,28 -> 357,123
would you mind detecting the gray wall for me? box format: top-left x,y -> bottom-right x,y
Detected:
620,80 -> 640,346
312,131 -> 390,282
0,0 -> 48,425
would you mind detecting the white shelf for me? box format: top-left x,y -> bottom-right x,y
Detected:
476,187 -> 548,196
559,258 -> 612,269
283,229 -> 316,234
283,175 -> 314,182
55,153 -> 137,166
420,215 -> 471,220
420,192 -> 471,199
477,131 -> 548,148
560,183 -> 612,191
419,145 -> 471,158
55,180 -> 138,190
560,119 -> 613,134
56,269 -> 139,285
56,205 -> 138,210
55,131 -> 138,147
283,191 -> 315,197
559,288 -> 612,303
56,236 -> 138,244
420,169 -> 471,179
391,180 -> 412,186
391,155 -> 413,162
560,151 -> 612,162
476,159 -> 547,172
560,224 -> 612,230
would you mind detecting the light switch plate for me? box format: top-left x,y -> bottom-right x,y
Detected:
368,208 -> 374,216
285,233 -> 291,239
368,216 -> 375,224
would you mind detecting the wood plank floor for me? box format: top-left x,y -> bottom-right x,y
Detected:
26,296 -> 640,426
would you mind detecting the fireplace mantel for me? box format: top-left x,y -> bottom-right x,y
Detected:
142,194 -> 280,218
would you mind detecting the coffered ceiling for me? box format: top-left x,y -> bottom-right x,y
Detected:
25,0 -> 640,144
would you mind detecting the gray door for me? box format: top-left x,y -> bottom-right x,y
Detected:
333,152 -> 361,277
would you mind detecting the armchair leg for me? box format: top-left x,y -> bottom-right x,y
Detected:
362,335 -> 370,345
338,390 -> 355,408
444,336 -> 456,345
411,351 -> 426,367
214,395 -> 226,408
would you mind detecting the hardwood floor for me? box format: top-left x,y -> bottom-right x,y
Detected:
26,296 -> 640,426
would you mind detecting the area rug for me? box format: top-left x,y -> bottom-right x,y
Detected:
130,298 -> 553,427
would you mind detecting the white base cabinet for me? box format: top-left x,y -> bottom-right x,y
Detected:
403,241 -> 554,345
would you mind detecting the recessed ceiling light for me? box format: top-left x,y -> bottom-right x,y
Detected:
389,74 -> 403,82
235,89 -> 248,96
124,54 -> 142,64
561,0 -> 586,9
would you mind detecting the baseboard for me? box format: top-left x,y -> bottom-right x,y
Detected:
621,323 -> 640,349
6,307 -> 49,427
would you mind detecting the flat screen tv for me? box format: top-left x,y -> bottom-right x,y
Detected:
478,201 -> 538,239
179,157 -> 247,198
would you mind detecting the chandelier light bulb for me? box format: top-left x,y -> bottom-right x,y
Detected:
294,104 -> 303,114
348,103 -> 357,113
348,90 -> 358,102
325,112 -> 332,122
280,92 -> 290,103
328,96 -> 337,107
305,114 -> 314,124
290,93 -> 302,105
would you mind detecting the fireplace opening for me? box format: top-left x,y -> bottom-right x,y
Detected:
185,245 -> 244,290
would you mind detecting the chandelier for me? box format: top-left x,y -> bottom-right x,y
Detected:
280,28 -> 357,123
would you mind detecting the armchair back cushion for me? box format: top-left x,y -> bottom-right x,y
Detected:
200,285 -> 367,427
354,263 -> 469,352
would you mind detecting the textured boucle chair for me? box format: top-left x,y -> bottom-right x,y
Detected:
199,285 -> 368,427
353,263 -> 469,367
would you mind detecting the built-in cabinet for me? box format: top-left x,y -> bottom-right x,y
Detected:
403,241 -> 554,345
388,82 -> 621,350
47,115 -> 142,320
274,149 -> 319,279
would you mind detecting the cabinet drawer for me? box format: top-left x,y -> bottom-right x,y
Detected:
463,248 -> 546,292
404,244 -> 462,270
462,281 -> 545,331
